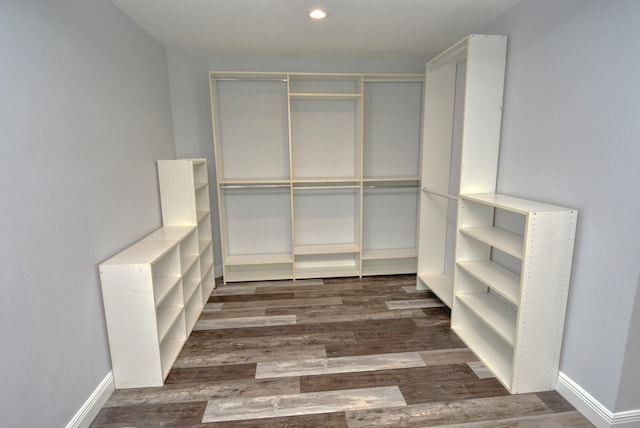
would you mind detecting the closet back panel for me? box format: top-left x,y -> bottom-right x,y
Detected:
216,80 -> 289,180
363,188 -> 418,250
290,100 -> 358,179
293,189 -> 358,246
363,82 -> 422,178
224,189 -> 292,255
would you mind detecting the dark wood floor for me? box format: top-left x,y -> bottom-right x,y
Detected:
92,274 -> 593,427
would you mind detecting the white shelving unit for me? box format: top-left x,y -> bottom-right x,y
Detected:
99,159 -> 215,388
452,193 -> 578,393
158,159 -> 215,302
210,72 -> 423,283
417,34 -> 508,307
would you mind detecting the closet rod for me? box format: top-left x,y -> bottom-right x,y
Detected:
294,185 -> 360,191
213,77 -> 287,82
222,184 -> 291,189
422,188 -> 458,201
364,184 -> 420,189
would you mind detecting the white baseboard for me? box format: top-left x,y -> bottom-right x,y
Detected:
557,371 -> 640,428
66,371 -> 114,428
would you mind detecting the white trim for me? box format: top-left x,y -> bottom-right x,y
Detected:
557,371 -> 640,428
66,371 -> 114,428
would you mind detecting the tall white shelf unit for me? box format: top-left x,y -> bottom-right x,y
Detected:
417,34 -> 508,307
417,34 -> 579,394
157,159 -> 215,302
210,72 -> 423,283
452,193 -> 577,393
99,159 -> 215,388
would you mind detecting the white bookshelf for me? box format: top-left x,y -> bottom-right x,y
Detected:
158,159 -> 215,303
452,193 -> 578,393
100,235 -> 188,388
417,34 -> 508,307
209,72 -> 424,283
99,159 -> 215,388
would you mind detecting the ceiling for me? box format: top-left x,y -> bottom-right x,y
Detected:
111,0 -> 521,61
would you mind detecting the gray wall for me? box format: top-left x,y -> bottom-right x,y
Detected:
479,0 -> 640,412
617,275 -> 640,412
0,1 -> 175,426
166,49 -> 222,274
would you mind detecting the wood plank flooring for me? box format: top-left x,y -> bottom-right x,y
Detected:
91,274 -> 593,427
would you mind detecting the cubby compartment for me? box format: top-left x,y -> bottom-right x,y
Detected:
290,74 -> 361,181
225,262 -> 294,283
183,267 -> 204,334
452,305 -> 514,390
192,159 -> 208,187
195,182 -> 211,221
156,281 -> 184,343
199,241 -> 214,278
201,266 -> 215,305
293,185 -> 360,278
295,252 -> 359,279
361,183 -> 419,275
179,228 -> 200,274
158,311 -> 187,380
456,259 -> 520,305
198,214 -> 213,254
182,261 -> 202,305
221,186 -> 293,282
150,244 -> 181,306
455,267 -> 517,346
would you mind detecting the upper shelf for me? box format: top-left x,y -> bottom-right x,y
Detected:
427,34 -> 508,69
461,193 -> 575,215
288,73 -> 362,97
460,226 -> 524,259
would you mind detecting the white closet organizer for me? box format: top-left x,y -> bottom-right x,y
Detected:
157,159 -> 215,301
99,159 -> 215,388
417,34 -> 507,307
210,72 -> 424,283
452,193 -> 577,393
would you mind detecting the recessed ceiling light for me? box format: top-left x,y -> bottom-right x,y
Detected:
308,8 -> 328,20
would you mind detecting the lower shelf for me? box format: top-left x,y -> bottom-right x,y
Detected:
159,337 -> 186,382
201,265 -> 216,302
452,305 -> 514,391
417,273 -> 453,308
224,263 -> 294,283
295,265 -> 360,279
457,292 -> 516,346
295,252 -> 359,279
221,252 -> 419,282
185,288 -> 204,334
157,306 -> 184,343
362,257 -> 416,276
